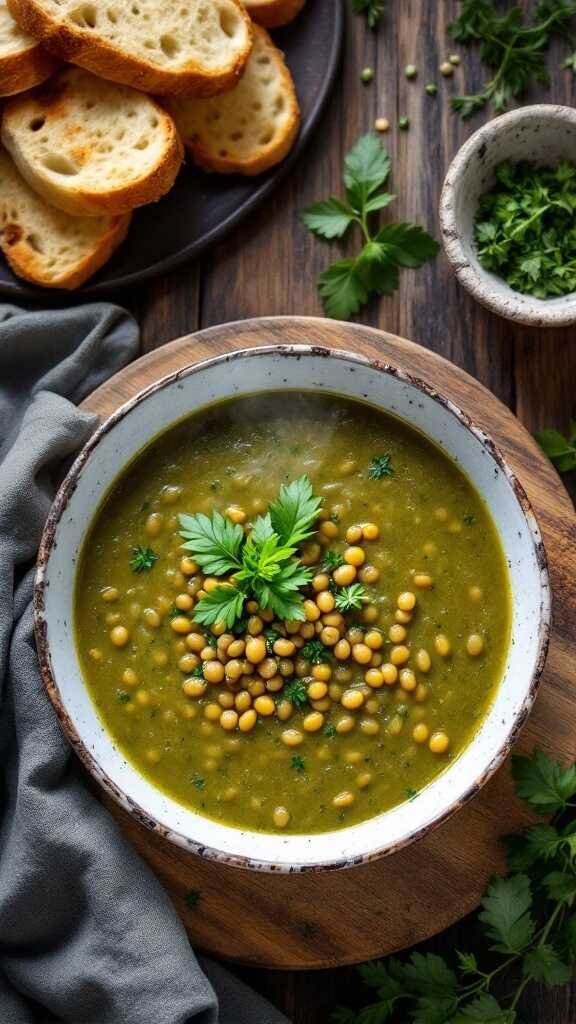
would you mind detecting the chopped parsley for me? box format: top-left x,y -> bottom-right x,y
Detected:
184,888 -> 201,909
130,545 -> 158,573
368,453 -> 394,480
265,628 -> 282,654
324,723 -> 337,738
192,774 -> 206,790
283,679 -> 309,708
334,584 -> 368,613
463,512 -> 476,526
116,689 -> 131,704
291,754 -> 306,774
405,787 -> 419,802
321,550 -> 345,572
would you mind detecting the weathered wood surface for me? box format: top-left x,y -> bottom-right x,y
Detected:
107,2 -> 576,1019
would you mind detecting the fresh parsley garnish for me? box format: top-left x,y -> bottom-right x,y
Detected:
189,666 -> 204,679
324,723 -> 337,738
321,550 -> 345,572
184,888 -> 201,909
265,628 -> 282,654
463,512 -> 476,526
192,773 -> 206,790
334,584 -> 368,613
283,679 -> 309,708
300,135 -> 438,320
368,453 -> 394,480
351,0 -> 385,29
179,476 -> 322,628
130,545 -> 158,573
168,605 -> 181,619
474,160 -> 576,299
405,787 -> 419,802
116,689 -> 131,704
291,754 -> 306,774
536,423 -> 576,474
301,639 -> 331,665
333,749 -> 576,1023
449,0 -> 576,118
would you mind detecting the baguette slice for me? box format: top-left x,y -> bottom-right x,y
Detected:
2,67 -> 184,216
243,0 -> 305,29
0,0 -> 59,96
6,0 -> 253,97
0,148 -> 130,288
167,26 -> 299,176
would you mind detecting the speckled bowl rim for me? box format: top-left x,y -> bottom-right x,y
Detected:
34,345 -> 551,873
440,104 -> 576,327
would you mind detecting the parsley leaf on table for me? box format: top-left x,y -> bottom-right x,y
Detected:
479,875 -> 535,955
301,135 -> 439,320
535,424 -> 576,474
449,0 -> 576,118
350,0 -> 386,30
511,748 -> 576,814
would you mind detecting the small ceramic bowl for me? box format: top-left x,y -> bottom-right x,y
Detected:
440,104 -> 576,327
34,346 -> 551,872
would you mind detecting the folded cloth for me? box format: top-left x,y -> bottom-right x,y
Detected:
0,304 -> 290,1024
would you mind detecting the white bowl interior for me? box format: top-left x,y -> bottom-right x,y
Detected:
37,348 -> 549,870
442,105 -> 576,322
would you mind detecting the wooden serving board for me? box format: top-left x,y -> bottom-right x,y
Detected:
82,316 -> 576,970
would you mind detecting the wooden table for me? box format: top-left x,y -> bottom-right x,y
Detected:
120,3 -> 576,1021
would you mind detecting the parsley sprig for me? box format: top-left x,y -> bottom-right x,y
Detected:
351,0 -> 385,29
301,135 -> 439,320
368,453 -> 394,480
335,584 -> 368,613
449,0 -> 576,118
179,476 -> 322,628
130,545 -> 158,573
474,161 -> 576,298
333,749 -> 576,1023
536,422 -> 576,473
283,679 -> 309,708
301,639 -> 332,665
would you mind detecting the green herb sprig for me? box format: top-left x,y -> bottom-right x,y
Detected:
178,476 -> 322,629
332,749 -> 576,1023
335,584 -> 368,613
449,0 -> 576,119
351,0 -> 385,29
474,160 -> 576,298
283,679 -> 309,709
301,135 -> 439,320
536,423 -> 576,473
368,453 -> 394,480
130,545 -> 158,573
301,639 -> 332,665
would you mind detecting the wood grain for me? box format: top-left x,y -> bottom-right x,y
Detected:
83,316 -> 576,973
116,3 -> 576,1019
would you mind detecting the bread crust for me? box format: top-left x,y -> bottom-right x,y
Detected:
175,28 -> 300,176
1,211 -> 130,288
244,0 -> 306,29
0,39 -> 59,96
2,73 -> 185,216
7,0 -> 253,97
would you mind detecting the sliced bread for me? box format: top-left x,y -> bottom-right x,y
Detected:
0,148 -> 130,288
0,0 -> 58,96
243,0 -> 305,29
167,26 -> 299,176
6,0 -> 253,97
1,67 -> 184,216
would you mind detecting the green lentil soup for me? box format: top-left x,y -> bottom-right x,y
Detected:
75,393 -> 511,835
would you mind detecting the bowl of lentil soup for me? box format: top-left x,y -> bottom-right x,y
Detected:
35,346 -> 550,871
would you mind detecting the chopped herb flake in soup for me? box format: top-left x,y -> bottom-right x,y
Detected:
75,394 -> 511,834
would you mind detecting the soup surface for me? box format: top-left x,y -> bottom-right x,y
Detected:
76,393 -> 511,835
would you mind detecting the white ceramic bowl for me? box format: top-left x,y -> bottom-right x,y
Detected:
440,104 -> 576,327
34,346 -> 551,872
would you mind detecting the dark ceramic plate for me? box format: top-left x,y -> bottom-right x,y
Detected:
0,0 -> 344,298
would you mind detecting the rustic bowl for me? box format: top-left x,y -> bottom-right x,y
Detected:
440,104 -> 576,327
34,345 -> 551,872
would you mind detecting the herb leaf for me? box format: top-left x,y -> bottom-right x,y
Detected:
321,550 -> 345,572
193,585 -> 246,630
351,0 -> 385,30
301,639 -> 331,665
291,754 -> 306,774
268,475 -> 323,548
368,454 -> 394,480
535,426 -> 576,474
478,875 -> 535,955
512,749 -> 576,815
284,679 -> 309,708
130,545 -> 158,573
179,511 -> 244,575
301,135 -> 438,321
335,584 -> 368,612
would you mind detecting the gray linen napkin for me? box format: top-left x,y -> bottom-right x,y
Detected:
0,304 -> 289,1024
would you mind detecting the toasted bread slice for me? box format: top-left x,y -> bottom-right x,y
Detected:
243,0 -> 305,29
7,0 -> 253,97
0,148 -> 130,288
0,0 -> 58,96
167,26 -> 299,176
2,67 -> 183,216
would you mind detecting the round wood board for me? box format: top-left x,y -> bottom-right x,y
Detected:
81,316 -> 576,970
0,1 -> 343,299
